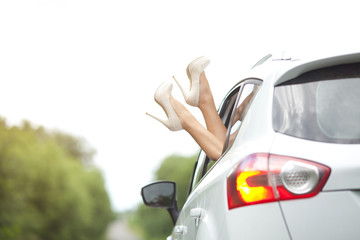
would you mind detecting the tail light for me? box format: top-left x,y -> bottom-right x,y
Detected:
227,153 -> 331,209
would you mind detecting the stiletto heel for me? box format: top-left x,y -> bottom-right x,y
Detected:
146,81 -> 182,131
173,56 -> 210,107
172,75 -> 188,102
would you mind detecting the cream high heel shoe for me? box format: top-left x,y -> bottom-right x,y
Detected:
173,56 -> 210,107
146,81 -> 182,131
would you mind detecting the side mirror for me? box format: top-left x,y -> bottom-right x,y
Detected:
141,181 -> 179,224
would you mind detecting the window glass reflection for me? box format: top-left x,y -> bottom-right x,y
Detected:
317,78 -> 360,139
273,64 -> 360,144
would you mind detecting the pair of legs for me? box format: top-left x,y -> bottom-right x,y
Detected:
147,57 -> 226,160
170,72 -> 226,160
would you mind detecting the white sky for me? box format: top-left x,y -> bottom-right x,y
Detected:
1,0 -> 359,211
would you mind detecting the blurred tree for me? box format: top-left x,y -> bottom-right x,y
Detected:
130,154 -> 197,240
0,117 -> 114,240
52,131 -> 96,165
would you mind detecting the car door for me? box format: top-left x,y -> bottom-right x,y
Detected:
171,79 -> 262,240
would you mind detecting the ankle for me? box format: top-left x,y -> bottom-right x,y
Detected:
198,72 -> 214,108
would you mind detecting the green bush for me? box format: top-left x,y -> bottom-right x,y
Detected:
0,118 -> 114,240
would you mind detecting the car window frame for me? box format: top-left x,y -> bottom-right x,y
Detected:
223,79 -> 263,152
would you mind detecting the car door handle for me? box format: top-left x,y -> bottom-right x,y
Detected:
174,225 -> 187,235
190,208 -> 205,227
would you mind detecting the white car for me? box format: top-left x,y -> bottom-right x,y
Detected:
141,52 -> 360,240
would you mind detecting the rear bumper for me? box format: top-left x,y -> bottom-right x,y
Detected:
280,190 -> 360,240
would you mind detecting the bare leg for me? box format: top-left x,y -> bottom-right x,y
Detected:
197,72 -> 227,144
171,96 -> 223,160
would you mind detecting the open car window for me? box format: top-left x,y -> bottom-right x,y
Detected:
189,79 -> 262,193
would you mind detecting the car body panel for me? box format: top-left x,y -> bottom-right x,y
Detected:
280,191 -> 360,240
172,159 -> 227,240
223,203 -> 290,240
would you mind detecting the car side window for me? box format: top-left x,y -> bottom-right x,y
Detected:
189,79 -> 262,193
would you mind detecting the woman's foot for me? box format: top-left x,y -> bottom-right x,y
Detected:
173,56 -> 211,107
146,81 -> 182,131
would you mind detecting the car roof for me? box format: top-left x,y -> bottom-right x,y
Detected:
241,51 -> 360,86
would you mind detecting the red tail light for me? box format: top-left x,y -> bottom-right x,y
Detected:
227,153 -> 331,209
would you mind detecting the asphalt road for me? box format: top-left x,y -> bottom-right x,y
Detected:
106,219 -> 142,240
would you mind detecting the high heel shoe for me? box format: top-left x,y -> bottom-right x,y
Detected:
146,81 -> 183,131
173,56 -> 210,107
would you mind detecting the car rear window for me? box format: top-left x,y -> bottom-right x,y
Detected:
273,62 -> 360,144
